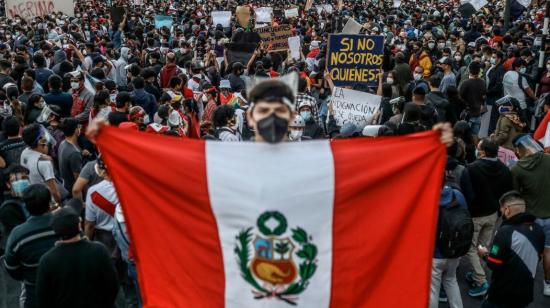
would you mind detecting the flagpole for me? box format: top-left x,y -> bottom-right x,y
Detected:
536,0 -> 550,95
504,0 -> 511,31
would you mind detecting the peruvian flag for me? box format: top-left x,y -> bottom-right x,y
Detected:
97,127 -> 446,308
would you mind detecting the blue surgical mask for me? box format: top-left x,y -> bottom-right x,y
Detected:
11,179 -> 30,197
300,111 -> 311,121
498,106 -> 512,114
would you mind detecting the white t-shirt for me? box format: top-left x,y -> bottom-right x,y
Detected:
20,148 -> 55,185
85,180 -> 117,232
503,70 -> 529,109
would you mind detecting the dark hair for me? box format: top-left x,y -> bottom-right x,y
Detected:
61,117 -> 79,137
428,75 -> 442,88
2,116 -> 20,137
169,76 -> 182,88
382,83 -> 393,98
248,80 -> 294,105
48,74 -> 63,90
22,184 -> 51,216
453,120 -> 475,146
0,60 -> 11,71
512,58 -> 526,69
22,123 -> 42,147
479,138 -> 498,158
6,85 -> 19,100
24,69 -> 36,81
115,92 -> 132,109
132,76 -> 145,89
468,61 -> 481,76
33,53 -> 46,67
213,105 -> 235,128
403,103 -> 421,122
4,164 -> 29,178
94,90 -> 110,109
298,77 -> 308,93
494,51 -> 504,60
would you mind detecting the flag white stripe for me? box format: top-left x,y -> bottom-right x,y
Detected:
206,141 -> 335,308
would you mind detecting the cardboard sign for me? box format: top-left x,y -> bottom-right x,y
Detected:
284,7 -> 299,18
155,15 -> 173,30
255,7 -> 273,23
212,11 -> 232,28
256,24 -> 293,52
110,7 -> 125,25
288,36 -> 301,60
330,87 -> 381,128
236,6 -> 251,28
5,0 -> 74,19
341,18 -> 362,34
327,34 -> 384,88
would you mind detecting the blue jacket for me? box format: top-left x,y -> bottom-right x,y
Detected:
132,89 -> 157,122
434,186 -> 468,259
44,90 -> 73,118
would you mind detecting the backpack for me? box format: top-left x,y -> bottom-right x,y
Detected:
436,196 -> 474,258
444,164 -> 465,191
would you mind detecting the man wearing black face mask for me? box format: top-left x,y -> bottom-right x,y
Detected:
246,80 -> 295,143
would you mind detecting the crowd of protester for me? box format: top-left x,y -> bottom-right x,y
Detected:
0,0 -> 548,307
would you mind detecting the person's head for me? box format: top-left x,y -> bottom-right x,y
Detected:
33,53 -> 46,68
61,117 -> 81,138
298,77 -> 308,93
468,61 -> 481,77
129,106 -> 148,125
439,57 -> 452,72
95,156 -> 110,181
232,62 -> 244,76
428,74 -> 441,90
219,79 -> 231,96
132,76 -> 145,90
412,85 -> 426,104
491,51 -> 504,66
69,71 -> 84,91
498,191 -> 526,219
52,206 -> 81,240
402,102 -> 421,123
213,105 -> 237,129
21,76 -> 33,92
246,80 -> 295,143
93,90 -> 110,109
166,52 -> 176,64
0,59 -> 12,74
513,134 -> 543,158
22,184 -> 51,216
544,95 -> 550,114
47,105 -> 62,125
288,114 -> 305,141
22,123 -> 50,154
169,76 -> 182,90
413,66 -> 424,80
386,71 -> 396,85
48,74 -> 63,91
4,164 -> 30,198
512,58 -> 527,73
115,92 -> 132,110
476,138 -> 498,159
2,116 -> 20,138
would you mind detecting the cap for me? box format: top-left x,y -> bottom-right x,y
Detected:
52,207 -> 80,239
439,57 -> 452,65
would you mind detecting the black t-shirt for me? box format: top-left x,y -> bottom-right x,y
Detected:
107,111 -> 129,127
0,137 -> 26,167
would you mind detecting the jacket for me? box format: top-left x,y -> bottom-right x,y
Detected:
69,87 -> 94,124
132,89 -> 157,122
486,64 -> 505,100
494,113 -> 524,150
418,52 -> 432,78
304,118 -> 324,140
511,152 -> 550,218
159,63 -> 181,89
485,212 -> 544,307
446,156 -> 474,205
467,158 -> 513,217
434,187 -> 467,259
44,90 -> 73,117
425,91 -> 454,123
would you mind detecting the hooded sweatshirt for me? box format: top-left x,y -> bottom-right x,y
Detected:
52,50 -> 67,76
467,158 -> 513,217
511,152 -> 550,218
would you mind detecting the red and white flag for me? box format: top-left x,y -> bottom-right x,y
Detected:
97,127 -> 446,308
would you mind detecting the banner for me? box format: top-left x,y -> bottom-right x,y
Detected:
256,24 -> 293,52
341,18 -> 362,34
327,34 -> 384,88
97,127 -> 445,308
284,7 -> 299,18
211,11 -> 232,28
6,0 -> 74,19
330,87 -> 382,127
255,7 -> 273,23
288,36 -> 301,60
154,15 -> 173,30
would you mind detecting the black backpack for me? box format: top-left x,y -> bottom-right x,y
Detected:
444,164 -> 465,191
436,196 -> 474,258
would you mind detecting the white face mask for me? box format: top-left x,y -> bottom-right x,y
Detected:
414,73 -> 422,81
519,67 -> 527,74
70,82 -> 80,90
428,43 -> 435,49
201,94 -> 208,103
96,106 -> 111,119
546,64 -> 550,71
386,78 -> 394,85
454,55 -> 461,61
143,114 -> 150,124
437,43 -> 445,49
289,130 -> 303,141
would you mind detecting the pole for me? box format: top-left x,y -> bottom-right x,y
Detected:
536,1 -> 550,93
504,0 -> 511,31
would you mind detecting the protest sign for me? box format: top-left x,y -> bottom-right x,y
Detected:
255,7 -> 273,23
316,4 -> 333,14
284,7 -> 299,18
393,0 -> 401,7
341,18 -> 362,34
211,11 -> 231,28
6,0 -> 74,19
330,87 -> 381,128
155,15 -> 173,30
256,25 -> 293,52
288,36 -> 301,60
225,42 -> 258,68
236,6 -> 251,28
305,0 -> 314,10
110,7 -> 125,25
327,34 -> 384,87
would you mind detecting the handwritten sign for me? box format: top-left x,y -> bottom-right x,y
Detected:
6,0 -> 74,19
341,18 -> 362,34
284,7 -> 299,18
255,7 -> 273,23
155,15 -> 173,30
212,11 -> 232,28
288,36 -> 301,60
331,87 -> 381,128
256,25 -> 293,52
327,34 -> 384,88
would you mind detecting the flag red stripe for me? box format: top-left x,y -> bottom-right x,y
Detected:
97,127 -> 225,307
330,131 -> 446,307
90,191 -> 116,216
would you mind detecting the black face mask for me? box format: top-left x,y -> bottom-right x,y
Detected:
256,113 -> 289,144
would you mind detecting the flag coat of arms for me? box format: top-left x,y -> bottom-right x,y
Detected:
97,127 -> 446,308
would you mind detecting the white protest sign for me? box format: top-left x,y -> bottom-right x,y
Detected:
341,18 -> 362,34
6,0 -> 74,19
255,7 -> 273,23
331,87 -> 381,128
393,0 -> 401,8
211,11 -> 232,28
515,0 -> 530,8
316,4 -> 333,14
288,36 -> 301,60
284,7 -> 299,18
461,0 -> 488,10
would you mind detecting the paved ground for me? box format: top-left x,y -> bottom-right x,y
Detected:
1,255 -> 550,308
